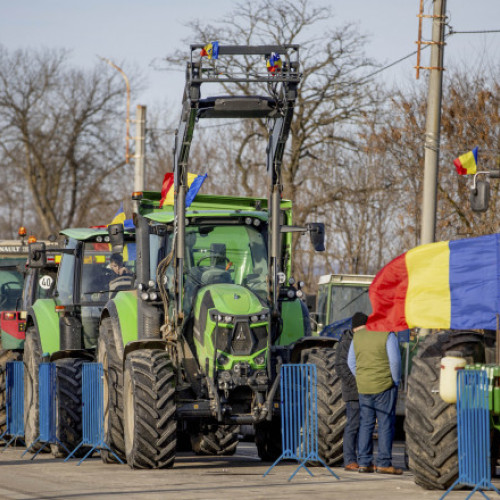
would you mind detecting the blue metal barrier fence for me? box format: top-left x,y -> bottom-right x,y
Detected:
0,361 -> 24,449
264,363 -> 339,481
65,362 -> 123,465
23,362 -> 70,459
440,369 -> 500,499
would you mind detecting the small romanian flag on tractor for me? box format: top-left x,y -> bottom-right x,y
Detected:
366,233 -> 500,332
453,147 -> 478,175
159,172 -> 207,208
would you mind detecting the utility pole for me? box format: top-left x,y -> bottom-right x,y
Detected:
134,105 -> 147,210
420,0 -> 447,245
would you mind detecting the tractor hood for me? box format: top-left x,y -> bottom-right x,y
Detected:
196,284 -> 266,316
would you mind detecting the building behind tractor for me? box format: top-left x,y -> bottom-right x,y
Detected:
95,44 -> 346,469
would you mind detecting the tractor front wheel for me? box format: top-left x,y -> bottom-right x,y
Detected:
190,424 -> 239,456
254,419 -> 282,462
405,330 -> 486,490
124,349 -> 176,468
97,319 -> 125,462
301,346 -> 345,466
23,327 -> 42,451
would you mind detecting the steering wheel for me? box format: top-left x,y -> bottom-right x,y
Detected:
197,254 -> 233,270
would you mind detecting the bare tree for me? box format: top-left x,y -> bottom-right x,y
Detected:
163,0 -> 381,287
0,46 -> 137,237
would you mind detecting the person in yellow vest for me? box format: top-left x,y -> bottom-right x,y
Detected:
347,313 -> 402,475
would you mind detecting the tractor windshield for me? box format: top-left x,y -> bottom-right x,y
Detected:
0,258 -> 25,311
152,222 -> 268,312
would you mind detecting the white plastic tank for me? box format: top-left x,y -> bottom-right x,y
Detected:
439,351 -> 467,404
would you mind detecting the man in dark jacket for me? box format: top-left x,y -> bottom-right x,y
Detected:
334,312 -> 367,471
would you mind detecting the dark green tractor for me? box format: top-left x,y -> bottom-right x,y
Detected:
98,44 -> 345,469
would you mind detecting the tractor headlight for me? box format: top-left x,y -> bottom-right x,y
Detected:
287,289 -> 295,299
245,217 -> 252,225
296,290 -> 304,299
217,314 -> 223,322
253,218 -> 261,227
250,315 -> 259,323
224,315 -> 233,324
140,292 -> 149,301
254,355 -> 266,366
260,314 -> 267,321
148,280 -> 155,288
149,292 -> 158,301
96,236 -> 103,243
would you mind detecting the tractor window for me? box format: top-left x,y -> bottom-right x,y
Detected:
328,285 -> 372,325
80,241 -> 136,303
0,258 -> 25,310
316,284 -> 328,328
182,224 -> 268,312
56,239 -> 77,305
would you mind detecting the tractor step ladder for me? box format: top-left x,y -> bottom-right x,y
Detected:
22,362 -> 70,459
264,363 -> 339,481
0,361 -> 24,449
440,369 -> 500,499
65,363 -> 123,465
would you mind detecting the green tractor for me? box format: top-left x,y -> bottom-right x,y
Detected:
24,226 -> 136,454
98,44 -> 344,469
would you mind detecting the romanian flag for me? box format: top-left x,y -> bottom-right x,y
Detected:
159,172 -> 207,208
366,233 -> 500,332
454,147 -> 478,175
266,52 -> 282,73
200,41 -> 219,60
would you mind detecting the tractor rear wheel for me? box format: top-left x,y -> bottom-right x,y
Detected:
97,319 -> 125,462
23,327 -> 42,451
124,349 -> 176,468
190,424 -> 239,456
0,349 -> 22,435
51,357 -> 85,458
301,346 -> 345,466
405,330 -> 486,490
254,419 -> 282,462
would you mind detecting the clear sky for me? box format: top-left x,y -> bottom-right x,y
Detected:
2,0 -> 500,107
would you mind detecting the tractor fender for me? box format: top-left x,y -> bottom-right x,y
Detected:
27,299 -> 59,355
100,290 -> 138,359
289,335 -> 338,363
123,340 -> 168,369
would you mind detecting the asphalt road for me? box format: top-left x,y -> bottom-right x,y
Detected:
0,441 -> 494,500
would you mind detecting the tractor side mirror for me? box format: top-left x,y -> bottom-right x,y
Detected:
108,223 -> 124,253
28,242 -> 47,268
470,180 -> 490,212
307,223 -> 325,252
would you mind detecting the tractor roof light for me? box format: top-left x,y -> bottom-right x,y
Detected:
132,191 -> 143,200
18,226 -> 27,237
27,236 -> 37,244
55,305 -> 66,314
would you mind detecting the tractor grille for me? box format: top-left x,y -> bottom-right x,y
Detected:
213,322 -> 268,355
232,321 -> 253,355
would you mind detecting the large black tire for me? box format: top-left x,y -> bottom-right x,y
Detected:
97,318 -> 125,462
190,424 -> 239,456
254,419 -> 282,462
405,330 -> 486,490
23,327 -> 42,451
51,357 -> 85,458
124,349 -> 176,469
0,349 -> 22,435
301,346 -> 345,466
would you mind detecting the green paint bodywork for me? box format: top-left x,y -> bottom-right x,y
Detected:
201,284 -> 264,316
31,298 -> 59,354
278,300 -> 306,346
113,290 -> 138,347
